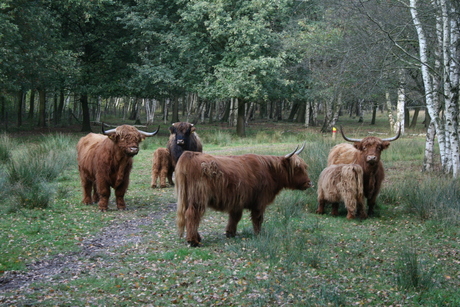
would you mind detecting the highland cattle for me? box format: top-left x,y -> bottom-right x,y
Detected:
316,164 -> 366,219
77,124 -> 159,211
175,145 -> 313,246
327,126 -> 400,216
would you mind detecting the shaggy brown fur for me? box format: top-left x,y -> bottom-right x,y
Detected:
151,147 -> 174,188
167,122 -> 203,166
77,125 -> 158,211
316,164 -> 366,219
327,136 -> 392,216
175,149 -> 313,246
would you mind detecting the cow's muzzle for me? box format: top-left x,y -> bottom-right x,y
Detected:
176,140 -> 185,146
127,147 -> 139,156
366,155 -> 377,164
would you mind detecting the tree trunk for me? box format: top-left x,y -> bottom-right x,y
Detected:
396,69 -> 405,134
17,90 -> 23,127
410,108 -> 420,128
410,0 -> 445,173
371,103 -> 377,125
236,99 -> 246,137
28,89 -> 35,120
38,89 -> 47,128
80,93 -> 92,132
56,90 -> 65,125
304,101 -> 311,128
172,96 -> 180,122
423,121 -> 436,172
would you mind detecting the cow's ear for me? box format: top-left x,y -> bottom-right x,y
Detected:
169,126 -> 175,134
353,142 -> 363,150
191,125 -> 196,133
106,132 -> 117,140
382,141 -> 390,150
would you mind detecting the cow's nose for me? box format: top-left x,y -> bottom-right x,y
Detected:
177,140 -> 185,145
130,147 -> 139,153
367,155 -> 377,162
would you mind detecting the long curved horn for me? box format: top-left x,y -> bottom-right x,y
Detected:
381,124 -> 401,142
295,142 -> 306,155
102,123 -> 116,135
138,125 -> 160,137
340,126 -> 362,142
285,145 -> 300,158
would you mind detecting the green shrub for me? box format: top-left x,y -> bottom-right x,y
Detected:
4,134 -> 76,209
397,176 -> 460,226
395,243 -> 435,291
0,133 -> 15,164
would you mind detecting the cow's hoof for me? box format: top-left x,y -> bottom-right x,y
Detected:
188,241 -> 201,247
225,231 -> 236,238
151,184 -> 157,188
316,210 -> 324,215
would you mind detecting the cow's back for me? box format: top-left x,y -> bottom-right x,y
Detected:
77,133 -> 107,161
327,143 -> 359,166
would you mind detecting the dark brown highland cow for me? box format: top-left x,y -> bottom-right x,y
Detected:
316,164 -> 366,219
327,126 -> 400,216
151,147 -> 174,188
175,145 -> 313,246
167,122 -> 203,166
77,124 -> 159,211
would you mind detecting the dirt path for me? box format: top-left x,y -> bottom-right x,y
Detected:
0,203 -> 176,294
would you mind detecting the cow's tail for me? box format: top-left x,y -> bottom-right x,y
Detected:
354,165 -> 365,212
175,167 -> 187,238
341,164 -> 363,215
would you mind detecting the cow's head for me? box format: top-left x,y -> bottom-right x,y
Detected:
103,124 -> 159,156
169,122 -> 196,147
284,143 -> 314,190
340,126 -> 401,166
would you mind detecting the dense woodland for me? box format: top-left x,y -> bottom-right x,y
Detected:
1,0 -> 459,177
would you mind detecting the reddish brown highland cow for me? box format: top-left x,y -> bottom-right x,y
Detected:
327,126 -> 400,216
175,145 -> 313,246
316,164 -> 366,219
77,124 -> 159,211
151,147 -> 174,188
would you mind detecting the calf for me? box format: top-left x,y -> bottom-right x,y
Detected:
316,164 -> 366,219
151,147 -> 174,188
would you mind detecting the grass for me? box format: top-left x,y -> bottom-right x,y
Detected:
0,118 -> 459,306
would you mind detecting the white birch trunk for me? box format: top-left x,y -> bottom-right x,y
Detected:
423,121 -> 436,172
396,69 -> 405,135
386,91 -> 395,131
304,101 -> 310,128
410,0 -> 446,173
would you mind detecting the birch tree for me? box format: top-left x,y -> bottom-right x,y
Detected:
409,0 -> 459,177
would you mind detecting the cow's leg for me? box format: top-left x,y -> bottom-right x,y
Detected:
167,167 -> 174,186
346,209 -> 355,219
151,167 -> 159,188
81,178 -> 93,205
367,196 -> 377,216
159,167 -> 168,188
226,210 -> 243,238
97,184 -> 111,212
114,180 -> 129,211
250,209 -> 265,235
92,183 -> 99,203
357,198 -> 368,219
185,203 -> 202,247
316,199 -> 326,214
331,203 -> 339,216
